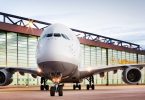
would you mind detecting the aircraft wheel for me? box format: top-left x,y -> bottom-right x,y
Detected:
73,84 -> 76,90
86,84 -> 90,90
91,84 -> 95,90
78,84 -> 81,90
50,86 -> 55,96
58,86 -> 63,96
45,85 -> 49,91
40,85 -> 44,91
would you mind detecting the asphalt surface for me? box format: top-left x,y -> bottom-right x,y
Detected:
0,85 -> 145,100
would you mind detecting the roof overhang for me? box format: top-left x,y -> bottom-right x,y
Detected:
0,22 -> 145,55
0,22 -> 42,36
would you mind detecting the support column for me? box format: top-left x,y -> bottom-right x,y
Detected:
106,48 -> 109,86
136,53 -> 139,64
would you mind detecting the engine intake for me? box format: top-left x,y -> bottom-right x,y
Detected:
122,67 -> 141,84
0,69 -> 13,86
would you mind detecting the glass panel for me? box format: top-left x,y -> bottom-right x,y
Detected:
0,32 -> 6,66
61,34 -> 70,40
79,44 -> 85,69
101,48 -> 106,65
46,34 -> 53,37
28,36 -> 37,67
18,34 -> 28,85
7,32 -> 17,67
84,45 -> 91,67
54,33 -> 61,37
90,46 -> 97,66
96,47 -> 102,66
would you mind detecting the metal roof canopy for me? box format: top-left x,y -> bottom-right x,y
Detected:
0,12 -> 143,51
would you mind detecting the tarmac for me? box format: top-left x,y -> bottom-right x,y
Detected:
0,85 -> 145,100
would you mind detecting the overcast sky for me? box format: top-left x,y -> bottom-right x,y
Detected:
0,0 -> 145,49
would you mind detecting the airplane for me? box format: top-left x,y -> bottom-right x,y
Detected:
0,23 -> 145,96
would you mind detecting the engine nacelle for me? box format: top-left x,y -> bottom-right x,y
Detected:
0,69 -> 13,86
122,67 -> 141,84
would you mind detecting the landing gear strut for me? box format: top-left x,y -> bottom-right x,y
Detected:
73,83 -> 81,90
86,76 -> 95,90
40,77 -> 49,91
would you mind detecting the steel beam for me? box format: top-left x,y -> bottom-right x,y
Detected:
0,12 -> 144,54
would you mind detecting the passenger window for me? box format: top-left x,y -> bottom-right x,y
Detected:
46,34 -> 53,37
54,33 -> 61,37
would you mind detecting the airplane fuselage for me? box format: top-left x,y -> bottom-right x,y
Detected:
37,24 -> 80,82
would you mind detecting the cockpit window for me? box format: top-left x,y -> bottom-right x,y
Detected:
61,34 -> 70,40
44,33 -> 70,40
46,34 -> 53,37
54,33 -> 61,37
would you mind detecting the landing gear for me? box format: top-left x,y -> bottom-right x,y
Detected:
50,85 -> 63,96
50,72 -> 63,96
86,76 -> 95,90
73,83 -> 81,90
40,77 -> 49,91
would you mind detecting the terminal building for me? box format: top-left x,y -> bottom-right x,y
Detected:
0,12 -> 145,86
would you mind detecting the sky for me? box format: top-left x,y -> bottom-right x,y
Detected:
0,0 -> 145,49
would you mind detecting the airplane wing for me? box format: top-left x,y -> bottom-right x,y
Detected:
80,64 -> 145,79
0,67 -> 42,78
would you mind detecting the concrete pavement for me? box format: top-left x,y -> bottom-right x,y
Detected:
0,85 -> 145,100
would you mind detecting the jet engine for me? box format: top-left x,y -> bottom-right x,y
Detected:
0,69 -> 13,86
122,67 -> 141,84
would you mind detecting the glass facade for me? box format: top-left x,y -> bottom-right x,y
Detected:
0,31 -> 145,86
80,44 -> 145,85
0,31 -> 39,86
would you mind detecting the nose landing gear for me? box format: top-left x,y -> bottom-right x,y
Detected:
50,72 -> 63,96
50,84 -> 63,96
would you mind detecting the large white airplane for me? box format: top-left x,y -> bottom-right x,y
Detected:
0,23 -> 145,96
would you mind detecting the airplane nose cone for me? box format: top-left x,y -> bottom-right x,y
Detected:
37,38 -> 72,64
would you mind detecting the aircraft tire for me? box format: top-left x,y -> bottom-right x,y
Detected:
87,84 -> 89,90
45,85 -> 49,91
73,84 -> 76,90
58,86 -> 63,96
50,86 -> 55,96
40,85 -> 44,91
78,84 -> 81,90
91,84 -> 95,90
